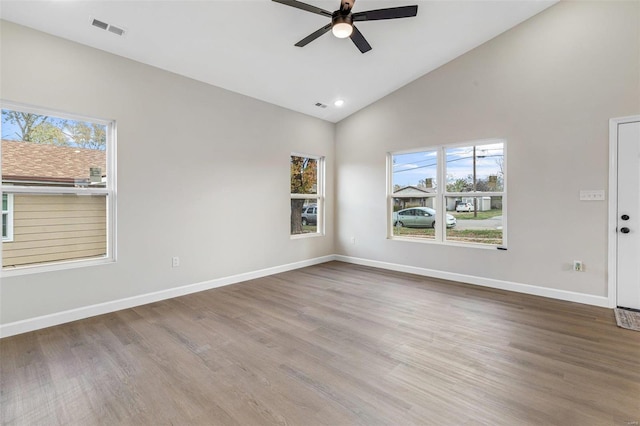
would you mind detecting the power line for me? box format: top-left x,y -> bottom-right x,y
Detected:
394,154 -> 503,173
393,149 -> 503,170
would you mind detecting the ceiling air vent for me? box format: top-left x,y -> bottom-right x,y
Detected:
90,17 -> 126,36
107,25 -> 125,36
91,19 -> 108,30
315,102 -> 327,109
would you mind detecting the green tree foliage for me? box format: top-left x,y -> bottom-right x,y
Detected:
67,122 -> 106,149
290,156 -> 318,234
2,110 -> 106,150
447,176 -> 473,192
3,111 -> 50,142
28,121 -> 69,145
446,175 -> 503,192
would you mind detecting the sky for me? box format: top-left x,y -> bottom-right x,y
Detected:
1,114 -> 67,140
1,109 -> 105,150
392,142 -> 504,188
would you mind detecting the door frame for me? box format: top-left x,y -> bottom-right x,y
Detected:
608,115 -> 640,308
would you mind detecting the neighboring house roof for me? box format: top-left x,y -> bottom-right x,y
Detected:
2,140 -> 106,185
393,185 -> 435,196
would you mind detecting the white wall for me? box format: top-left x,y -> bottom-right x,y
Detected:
0,21 -> 335,326
335,1 -> 640,299
2,1 -> 639,332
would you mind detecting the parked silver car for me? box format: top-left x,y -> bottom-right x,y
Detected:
302,204 -> 317,226
393,207 -> 456,228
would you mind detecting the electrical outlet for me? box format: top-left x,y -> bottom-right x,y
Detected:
573,260 -> 583,272
172,256 -> 180,268
350,236 -> 356,245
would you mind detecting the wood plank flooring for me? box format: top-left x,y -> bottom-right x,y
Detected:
1,261 -> 639,425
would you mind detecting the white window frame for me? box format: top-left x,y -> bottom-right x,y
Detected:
388,139 -> 507,249
2,193 -> 13,242
1,101 -> 117,276
290,153 -> 324,238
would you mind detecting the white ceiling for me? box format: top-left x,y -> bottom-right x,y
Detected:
0,0 -> 557,123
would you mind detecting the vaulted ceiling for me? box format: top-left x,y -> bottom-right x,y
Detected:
0,0 -> 557,122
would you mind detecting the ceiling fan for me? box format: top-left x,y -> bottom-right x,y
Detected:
272,0 -> 418,53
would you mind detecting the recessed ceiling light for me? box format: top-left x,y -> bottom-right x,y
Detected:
334,99 -> 345,107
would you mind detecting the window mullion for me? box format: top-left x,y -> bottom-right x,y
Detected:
290,194 -> 319,200
437,146 -> 445,242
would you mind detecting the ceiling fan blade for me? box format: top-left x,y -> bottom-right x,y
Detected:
295,23 -> 332,47
350,25 -> 372,53
272,0 -> 332,17
352,5 -> 418,21
340,0 -> 355,13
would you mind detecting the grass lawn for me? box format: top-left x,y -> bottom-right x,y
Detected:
446,229 -> 503,245
394,227 -> 436,238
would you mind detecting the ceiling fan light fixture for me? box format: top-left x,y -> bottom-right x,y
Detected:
332,22 -> 353,38
273,0 -> 418,53
331,13 -> 353,38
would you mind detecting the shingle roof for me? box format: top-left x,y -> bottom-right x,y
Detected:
2,140 -> 106,184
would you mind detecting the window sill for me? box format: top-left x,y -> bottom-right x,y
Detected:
290,232 -> 324,240
1,256 -> 116,278
389,235 -> 505,251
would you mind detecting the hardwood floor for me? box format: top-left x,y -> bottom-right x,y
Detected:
1,261 -> 639,425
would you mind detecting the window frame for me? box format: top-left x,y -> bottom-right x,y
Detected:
290,152 -> 325,238
2,193 -> 14,242
388,139 -> 507,249
1,101 -> 117,275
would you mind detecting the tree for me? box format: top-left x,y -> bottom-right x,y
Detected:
290,156 -> 317,234
2,111 -> 53,142
67,122 -> 106,149
2,110 -> 106,149
27,121 -> 69,146
446,176 -> 473,192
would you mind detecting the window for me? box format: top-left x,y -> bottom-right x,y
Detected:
1,103 -> 116,272
390,140 -> 505,247
2,193 -> 13,242
291,154 -> 324,236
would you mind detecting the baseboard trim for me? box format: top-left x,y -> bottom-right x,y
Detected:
334,255 -> 610,308
1,253 -> 610,338
0,255 -> 336,338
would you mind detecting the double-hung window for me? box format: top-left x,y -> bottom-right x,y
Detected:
290,154 -> 324,236
1,102 -> 116,272
389,140 -> 506,247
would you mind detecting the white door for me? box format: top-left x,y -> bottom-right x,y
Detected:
616,119 -> 640,309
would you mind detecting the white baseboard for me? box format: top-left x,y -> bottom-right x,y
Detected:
1,253 -> 610,338
334,255 -> 610,308
0,255 -> 335,339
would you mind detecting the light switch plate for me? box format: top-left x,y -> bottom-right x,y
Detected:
579,190 -> 605,201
